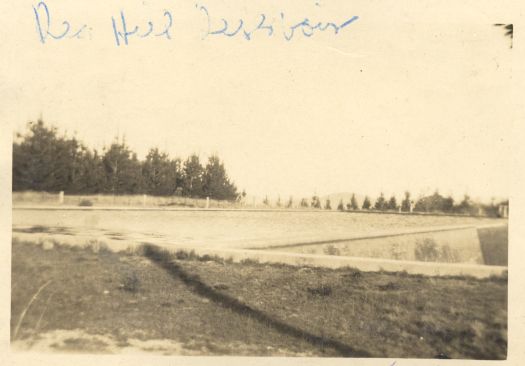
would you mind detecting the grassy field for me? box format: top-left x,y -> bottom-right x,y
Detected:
11,239 -> 507,358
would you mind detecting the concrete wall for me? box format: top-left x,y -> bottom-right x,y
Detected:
268,228 -> 485,264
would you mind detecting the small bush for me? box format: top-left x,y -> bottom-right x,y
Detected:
83,240 -> 110,253
415,239 -> 461,263
174,250 -> 199,261
414,238 -> 440,261
343,269 -> 362,280
378,281 -> 400,291
307,284 -> 333,296
324,244 -> 341,256
486,270 -> 508,283
175,250 -> 189,260
120,272 -> 140,293
122,245 -> 144,256
240,258 -> 260,265
198,254 -> 214,262
78,199 -> 93,207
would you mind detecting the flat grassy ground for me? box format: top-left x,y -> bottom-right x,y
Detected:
11,240 -> 507,358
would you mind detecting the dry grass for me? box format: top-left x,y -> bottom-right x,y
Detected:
11,240 -> 507,358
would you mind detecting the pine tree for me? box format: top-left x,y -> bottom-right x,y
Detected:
311,196 -> 321,209
362,196 -> 371,210
142,148 -> 179,196
237,189 -> 247,202
350,193 -> 358,210
102,140 -> 143,195
203,155 -> 238,200
401,191 -> 411,212
182,154 -> 205,198
387,195 -> 398,210
374,193 -> 386,210
12,119 -> 82,192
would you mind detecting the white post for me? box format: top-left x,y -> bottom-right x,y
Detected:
409,201 -> 413,213
143,194 -> 147,207
58,191 -> 64,204
206,196 -> 210,209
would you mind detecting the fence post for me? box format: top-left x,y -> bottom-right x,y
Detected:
206,197 -> 210,209
143,194 -> 147,207
58,191 -> 64,205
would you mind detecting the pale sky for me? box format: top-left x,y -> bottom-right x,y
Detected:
4,0 -> 515,202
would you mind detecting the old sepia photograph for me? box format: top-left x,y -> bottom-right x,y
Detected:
2,0 -> 521,363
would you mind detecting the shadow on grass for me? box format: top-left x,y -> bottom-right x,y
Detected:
478,226 -> 508,266
13,225 -> 72,235
142,244 -> 371,357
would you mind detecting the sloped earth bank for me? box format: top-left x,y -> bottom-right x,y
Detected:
13,209 -> 507,250
11,240 -> 507,359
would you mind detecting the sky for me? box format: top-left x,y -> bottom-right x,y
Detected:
4,0 -> 515,203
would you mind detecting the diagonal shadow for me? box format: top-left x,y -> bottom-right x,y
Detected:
142,244 -> 371,357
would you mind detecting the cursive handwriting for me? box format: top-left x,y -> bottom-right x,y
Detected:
198,4 -> 359,41
33,1 -> 90,44
111,10 -> 173,46
32,1 -> 359,46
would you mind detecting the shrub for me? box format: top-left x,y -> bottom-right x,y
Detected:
343,268 -> 362,280
324,244 -> 341,256
121,272 -> 140,293
79,199 -> 93,207
307,284 -> 333,296
415,238 -> 440,261
240,258 -> 260,265
175,250 -> 197,260
378,281 -> 400,291
83,240 -> 110,253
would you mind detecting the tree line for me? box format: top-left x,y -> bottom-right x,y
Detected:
12,120 -> 240,200
263,191 -> 507,217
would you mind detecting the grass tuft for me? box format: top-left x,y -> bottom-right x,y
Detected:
82,240 -> 110,254
377,281 -> 400,291
78,199 -> 93,207
306,284 -> 333,297
120,272 -> 140,293
240,258 -> 260,265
